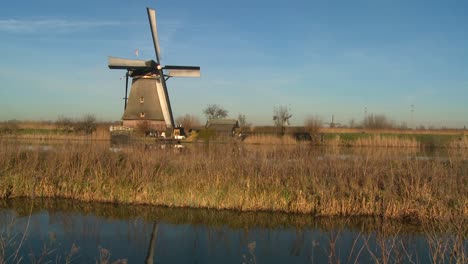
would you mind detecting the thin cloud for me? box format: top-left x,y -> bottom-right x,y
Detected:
0,18 -> 121,33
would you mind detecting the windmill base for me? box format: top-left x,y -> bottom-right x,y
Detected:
122,120 -> 167,132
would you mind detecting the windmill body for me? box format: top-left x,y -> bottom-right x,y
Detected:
108,8 -> 200,135
120,75 -> 169,131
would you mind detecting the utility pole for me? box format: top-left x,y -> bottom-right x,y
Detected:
410,104 -> 414,130
364,106 -> 368,128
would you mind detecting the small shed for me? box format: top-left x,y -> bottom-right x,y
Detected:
205,119 -> 239,136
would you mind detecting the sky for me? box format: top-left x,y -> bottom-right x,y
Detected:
1,0 -> 467,128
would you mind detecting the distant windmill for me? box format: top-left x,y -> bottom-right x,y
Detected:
273,114 -> 292,126
324,114 -> 341,128
108,7 -> 200,134
273,111 -> 292,136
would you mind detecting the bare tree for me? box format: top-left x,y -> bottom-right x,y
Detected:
203,104 -> 228,120
238,114 -> 251,131
57,114 -> 97,134
175,114 -> 201,131
76,114 -> 97,134
362,114 -> 394,129
304,115 -> 322,135
56,116 -> 75,133
273,105 -> 292,135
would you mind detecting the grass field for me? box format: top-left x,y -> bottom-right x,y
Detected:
0,140 -> 466,223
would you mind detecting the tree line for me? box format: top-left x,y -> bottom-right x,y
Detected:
178,104 -> 452,132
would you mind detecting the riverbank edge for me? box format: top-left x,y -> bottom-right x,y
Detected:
4,197 -> 464,235
1,191 -> 465,226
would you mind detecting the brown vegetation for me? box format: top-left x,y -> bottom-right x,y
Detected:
0,140 -> 466,223
323,127 -> 465,135
328,135 -> 421,147
175,114 -> 201,131
362,114 -> 394,129
304,115 -> 323,136
242,134 -> 297,145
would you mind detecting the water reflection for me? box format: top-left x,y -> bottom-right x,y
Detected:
1,199 -> 466,263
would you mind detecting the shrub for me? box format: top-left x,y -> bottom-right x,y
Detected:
56,116 -> 75,133
76,114 -> 97,134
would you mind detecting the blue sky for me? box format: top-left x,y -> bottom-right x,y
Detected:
1,0 -> 467,127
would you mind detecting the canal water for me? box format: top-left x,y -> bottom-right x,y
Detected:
1,199 -> 465,263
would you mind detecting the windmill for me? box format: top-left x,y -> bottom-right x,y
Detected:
324,114 -> 341,128
273,114 -> 292,127
108,7 -> 200,135
273,106 -> 292,136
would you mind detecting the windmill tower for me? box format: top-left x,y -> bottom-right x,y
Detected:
108,7 -> 200,135
325,114 -> 341,128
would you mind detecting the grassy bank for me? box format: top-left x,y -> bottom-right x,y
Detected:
0,140 -> 466,222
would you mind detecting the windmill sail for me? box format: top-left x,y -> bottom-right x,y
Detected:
164,66 -> 201,77
147,8 -> 162,64
108,57 -> 156,70
155,79 -> 173,128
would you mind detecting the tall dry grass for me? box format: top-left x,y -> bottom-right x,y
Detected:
324,127 -> 465,135
328,134 -> 421,147
242,133 -> 466,148
0,140 -> 466,222
242,134 -> 297,145
448,136 -> 468,149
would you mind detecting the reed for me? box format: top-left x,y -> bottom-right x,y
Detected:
324,127 -> 465,135
0,140 -> 466,222
242,134 -> 297,145
331,134 -> 421,147
448,135 -> 468,149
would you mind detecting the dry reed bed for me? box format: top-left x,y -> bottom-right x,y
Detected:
329,135 -> 421,147
449,136 -> 468,149
324,127 -> 465,135
0,140 -> 466,223
242,134 -> 297,145
242,134 -> 466,148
